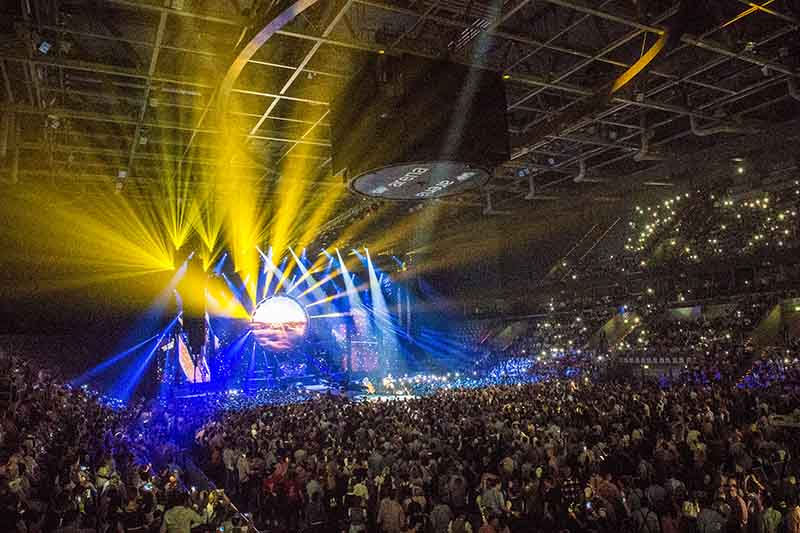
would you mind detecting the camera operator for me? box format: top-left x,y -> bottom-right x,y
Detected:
203,489 -> 236,531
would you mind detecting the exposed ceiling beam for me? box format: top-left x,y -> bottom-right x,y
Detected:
513,23 -> 794,159
9,168 -> 344,188
0,54 -> 330,106
509,5 -> 681,113
18,141 -> 266,167
248,0 -> 354,136
0,104 -> 332,147
538,0 -> 799,77
21,129 -> 331,160
17,22 -> 351,80
124,10 -> 168,184
353,0 -> 736,95
731,0 -> 800,24
502,76 -> 790,204
37,86 -> 326,126
103,0 -> 246,26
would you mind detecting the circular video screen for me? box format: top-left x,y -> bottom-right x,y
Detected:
350,161 -> 490,200
251,295 -> 308,351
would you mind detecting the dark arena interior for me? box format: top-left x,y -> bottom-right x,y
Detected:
1,0 -> 800,532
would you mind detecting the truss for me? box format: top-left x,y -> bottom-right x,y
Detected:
0,0 -> 798,206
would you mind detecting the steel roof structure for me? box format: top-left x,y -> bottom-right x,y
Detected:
0,0 -> 798,213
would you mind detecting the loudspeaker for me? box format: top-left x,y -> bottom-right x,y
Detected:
184,315 -> 206,356
330,54 -> 509,200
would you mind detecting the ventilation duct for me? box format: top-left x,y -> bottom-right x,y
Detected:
571,159 -> 586,182
0,111 -> 13,159
789,78 -> 800,102
525,176 -> 536,199
573,160 -> 608,183
689,115 -> 759,137
525,176 -> 559,200
634,116 -> 667,161
483,191 -> 512,215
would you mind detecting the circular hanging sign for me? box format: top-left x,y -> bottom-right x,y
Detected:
349,161 -> 489,200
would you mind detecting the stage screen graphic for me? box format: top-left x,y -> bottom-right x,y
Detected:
178,334 -> 211,383
251,295 -> 309,351
332,309 -> 379,372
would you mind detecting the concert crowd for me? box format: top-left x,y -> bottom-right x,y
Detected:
0,317 -> 798,533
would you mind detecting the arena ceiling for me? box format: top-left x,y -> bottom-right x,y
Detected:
0,0 -> 799,233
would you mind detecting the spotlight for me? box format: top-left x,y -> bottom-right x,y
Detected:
737,166 -> 745,175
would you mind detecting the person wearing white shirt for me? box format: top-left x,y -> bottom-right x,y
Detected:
222,446 -> 236,492
237,452 -> 251,495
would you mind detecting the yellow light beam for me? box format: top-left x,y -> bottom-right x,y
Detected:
610,32 -> 668,95
721,0 -> 776,28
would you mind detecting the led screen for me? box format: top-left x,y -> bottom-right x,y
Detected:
178,334 -> 211,383
251,295 -> 308,351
